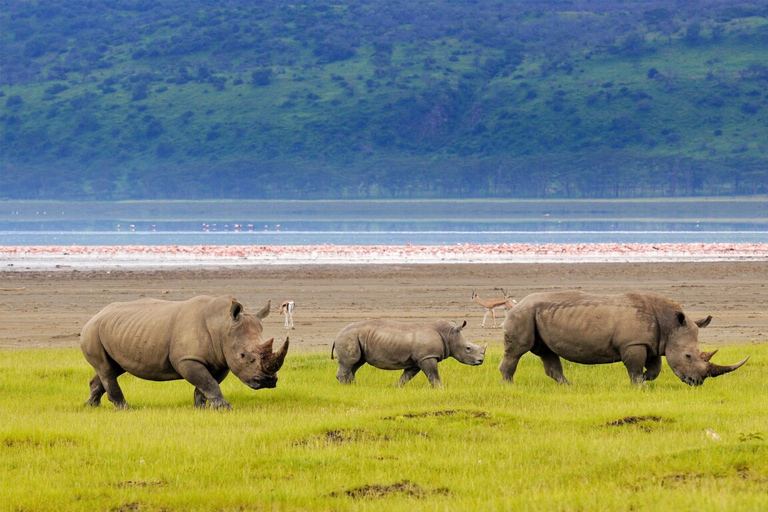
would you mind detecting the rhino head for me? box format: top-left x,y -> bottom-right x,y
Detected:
447,320 -> 487,366
226,299 -> 290,390
665,314 -> 748,386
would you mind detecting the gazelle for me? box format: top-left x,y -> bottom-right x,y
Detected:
471,289 -> 516,328
279,300 -> 295,330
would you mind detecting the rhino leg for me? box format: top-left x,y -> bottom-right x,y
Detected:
85,374 -> 105,406
81,345 -> 129,409
396,366 -> 420,387
536,346 -> 571,385
418,358 -> 442,388
193,369 -> 231,408
643,354 -> 662,382
620,345 -> 649,385
176,360 -> 231,409
499,339 -> 534,384
336,360 -> 365,384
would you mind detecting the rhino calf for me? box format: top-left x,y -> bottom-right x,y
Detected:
500,291 -> 748,386
80,295 -> 289,409
331,319 -> 485,387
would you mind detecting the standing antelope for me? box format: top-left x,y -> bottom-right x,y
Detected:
471,289 -> 516,328
279,300 -> 295,330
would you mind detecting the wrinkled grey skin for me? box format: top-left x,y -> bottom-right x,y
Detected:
331,319 -> 485,387
500,291 -> 748,386
80,295 -> 289,409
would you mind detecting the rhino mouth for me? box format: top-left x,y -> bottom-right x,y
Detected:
247,376 -> 278,390
673,371 -> 703,387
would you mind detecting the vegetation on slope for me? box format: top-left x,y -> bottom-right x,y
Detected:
1,0 -> 768,199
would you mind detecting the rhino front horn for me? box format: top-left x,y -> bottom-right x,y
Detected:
707,356 -> 750,378
272,337 -> 290,371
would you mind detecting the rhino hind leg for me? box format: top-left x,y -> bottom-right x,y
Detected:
81,345 -> 129,409
336,359 -> 365,384
536,348 -> 571,385
396,367 -> 420,387
85,374 -> 109,407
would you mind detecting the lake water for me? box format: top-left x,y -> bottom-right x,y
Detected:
1,198 -> 767,246
2,230 -> 767,246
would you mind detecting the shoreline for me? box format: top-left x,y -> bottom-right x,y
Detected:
2,242 -> 768,269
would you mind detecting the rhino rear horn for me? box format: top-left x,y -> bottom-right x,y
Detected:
700,349 -> 718,362
707,356 -> 749,378
696,315 -> 713,328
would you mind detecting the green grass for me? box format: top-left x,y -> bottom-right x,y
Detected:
1,344 -> 766,511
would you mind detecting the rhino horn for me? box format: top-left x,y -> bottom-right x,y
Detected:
696,315 -> 713,328
706,356 -> 749,378
700,349 -> 718,362
265,337 -> 290,372
274,337 -> 289,365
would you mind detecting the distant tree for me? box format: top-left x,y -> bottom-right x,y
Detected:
251,68 -> 273,86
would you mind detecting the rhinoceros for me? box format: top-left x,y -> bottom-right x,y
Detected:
331,319 -> 486,387
500,291 -> 748,386
80,295 -> 289,409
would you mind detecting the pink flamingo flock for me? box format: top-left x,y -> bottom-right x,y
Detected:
1,243 -> 767,267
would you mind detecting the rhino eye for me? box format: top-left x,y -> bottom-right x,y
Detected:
685,354 -> 692,360
465,346 -> 471,352
240,353 -> 246,359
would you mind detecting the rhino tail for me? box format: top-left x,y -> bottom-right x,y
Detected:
331,341 -> 336,360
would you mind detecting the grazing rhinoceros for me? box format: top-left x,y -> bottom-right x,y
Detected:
331,319 -> 485,387
80,295 -> 289,409
500,291 -> 748,386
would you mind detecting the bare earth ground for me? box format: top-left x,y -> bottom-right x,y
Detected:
1,262 -> 766,351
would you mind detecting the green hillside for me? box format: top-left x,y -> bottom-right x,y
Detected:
1,0 -> 768,199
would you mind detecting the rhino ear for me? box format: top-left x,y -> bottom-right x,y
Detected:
696,315 -> 713,328
256,299 -> 271,320
676,312 -> 686,326
230,299 -> 244,320
451,320 -> 467,334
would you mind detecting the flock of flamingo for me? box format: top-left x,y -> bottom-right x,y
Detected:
1,242 -> 767,267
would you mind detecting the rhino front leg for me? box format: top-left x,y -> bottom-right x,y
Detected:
621,345 -> 648,385
643,354 -> 662,382
176,359 -> 231,409
194,369 -> 230,408
396,367 -> 420,387
418,358 -> 442,388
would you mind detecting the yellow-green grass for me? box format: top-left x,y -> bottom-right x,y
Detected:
1,344 -> 765,511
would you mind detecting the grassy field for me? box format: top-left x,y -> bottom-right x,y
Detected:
1,344 -> 766,511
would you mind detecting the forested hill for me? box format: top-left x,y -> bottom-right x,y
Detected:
2,0 -> 768,200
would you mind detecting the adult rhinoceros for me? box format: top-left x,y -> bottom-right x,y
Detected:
500,291 -> 748,386
331,319 -> 485,387
80,295 -> 289,409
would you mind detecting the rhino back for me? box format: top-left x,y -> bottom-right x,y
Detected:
83,296 -> 221,380
515,291 -> 660,364
354,320 -> 444,369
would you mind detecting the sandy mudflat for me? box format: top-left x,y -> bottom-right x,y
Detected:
1,261 -> 766,352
